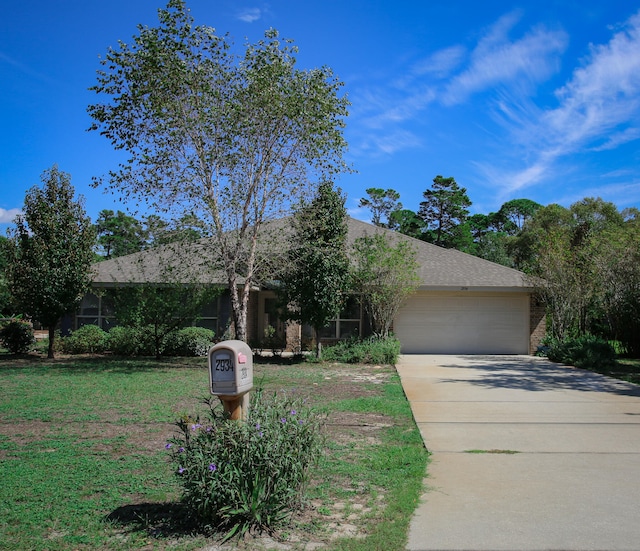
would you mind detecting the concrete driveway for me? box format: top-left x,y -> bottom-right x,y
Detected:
396,354 -> 640,551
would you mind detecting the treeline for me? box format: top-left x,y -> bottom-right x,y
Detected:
359,179 -> 640,355
92,210 -> 207,259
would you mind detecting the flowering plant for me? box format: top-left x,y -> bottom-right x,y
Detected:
166,389 -> 325,539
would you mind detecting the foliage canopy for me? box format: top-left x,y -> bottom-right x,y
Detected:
278,182 -> 351,358
5,166 -> 95,358
352,232 -> 420,337
88,0 -> 350,341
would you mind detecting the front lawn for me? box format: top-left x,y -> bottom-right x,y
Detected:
0,354 -> 428,550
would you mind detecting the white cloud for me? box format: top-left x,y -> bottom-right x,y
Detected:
412,45 -> 466,79
237,7 -> 262,23
550,180 -> 640,210
543,11 -> 640,151
352,10 -> 568,159
486,10 -> 640,196
443,12 -> 568,105
362,86 -> 437,129
352,129 -> 422,158
591,127 -> 640,151
0,208 -> 22,223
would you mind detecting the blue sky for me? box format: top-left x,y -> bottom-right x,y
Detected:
2,0 -> 640,231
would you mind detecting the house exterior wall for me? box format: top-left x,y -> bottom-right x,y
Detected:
246,291 -> 260,344
529,297 -> 546,354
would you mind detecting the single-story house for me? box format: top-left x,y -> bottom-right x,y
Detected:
76,217 -> 545,355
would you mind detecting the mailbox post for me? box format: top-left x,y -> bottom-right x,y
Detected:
208,340 -> 253,421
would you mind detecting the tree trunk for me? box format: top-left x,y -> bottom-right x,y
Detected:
229,282 -> 248,343
314,327 -> 322,360
48,325 -> 55,359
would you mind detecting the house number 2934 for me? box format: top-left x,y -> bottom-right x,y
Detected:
215,358 -> 234,372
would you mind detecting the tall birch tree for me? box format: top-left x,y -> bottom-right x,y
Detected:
88,0 -> 349,341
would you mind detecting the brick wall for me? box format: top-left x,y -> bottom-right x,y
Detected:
529,298 -> 546,354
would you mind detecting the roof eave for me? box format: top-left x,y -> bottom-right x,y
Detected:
417,285 -> 535,293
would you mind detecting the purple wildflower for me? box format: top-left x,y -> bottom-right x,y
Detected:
209,463 -> 217,472
290,409 -> 297,416
178,447 -> 185,453
280,418 -> 287,424
178,467 -> 185,474
165,443 -> 172,449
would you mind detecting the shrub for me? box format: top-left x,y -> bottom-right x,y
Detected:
0,318 -> 35,354
167,390 -> 325,539
61,324 -> 109,354
545,334 -> 617,372
107,325 -> 156,356
162,327 -> 215,357
319,335 -> 401,364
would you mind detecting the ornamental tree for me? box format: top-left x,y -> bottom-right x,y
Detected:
351,232 -> 420,337
88,0 -> 349,342
5,166 -> 96,358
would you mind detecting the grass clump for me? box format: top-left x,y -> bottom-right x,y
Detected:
167,390 -> 325,540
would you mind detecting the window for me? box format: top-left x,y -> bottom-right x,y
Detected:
319,296 -> 362,340
76,291 -> 223,334
76,293 -> 116,331
194,296 -> 220,332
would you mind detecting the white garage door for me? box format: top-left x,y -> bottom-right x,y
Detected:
394,292 -> 529,354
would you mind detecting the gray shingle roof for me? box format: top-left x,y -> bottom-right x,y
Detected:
345,218 -> 531,290
92,217 -> 531,291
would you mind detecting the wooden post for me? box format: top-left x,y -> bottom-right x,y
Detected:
218,393 -> 249,421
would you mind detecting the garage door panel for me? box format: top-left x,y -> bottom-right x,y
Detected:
395,292 -> 529,354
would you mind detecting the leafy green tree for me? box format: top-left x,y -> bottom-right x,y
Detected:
95,209 -> 145,259
465,212 -> 513,266
5,166 -> 96,358
352,232 -> 420,337
418,175 -> 471,247
596,217 -> 640,355
508,203 -> 573,272
0,236 -> 14,315
278,182 -> 351,358
388,209 -> 425,239
142,214 -> 205,248
358,188 -> 402,228
520,198 -> 625,340
497,199 -> 542,233
88,0 -> 349,343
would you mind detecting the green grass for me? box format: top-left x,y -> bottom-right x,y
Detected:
609,358 -> 640,385
0,354 -> 428,550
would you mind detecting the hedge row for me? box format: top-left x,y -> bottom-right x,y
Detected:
60,325 -> 216,357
